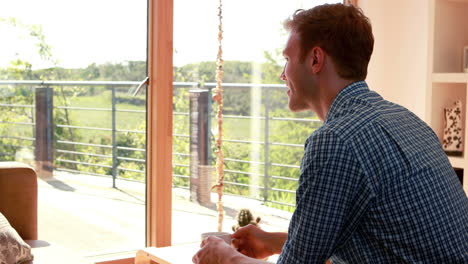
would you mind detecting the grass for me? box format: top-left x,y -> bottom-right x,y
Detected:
55,90 -> 146,144
55,89 -> 318,147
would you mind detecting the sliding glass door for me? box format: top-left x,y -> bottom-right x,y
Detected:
171,0 -> 341,253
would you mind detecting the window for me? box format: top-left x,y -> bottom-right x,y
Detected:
0,0 -> 344,257
169,0 -> 342,247
0,0 -> 148,257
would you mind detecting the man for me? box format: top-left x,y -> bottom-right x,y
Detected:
193,3 -> 468,263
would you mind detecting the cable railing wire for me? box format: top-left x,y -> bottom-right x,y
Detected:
0,80 -> 324,209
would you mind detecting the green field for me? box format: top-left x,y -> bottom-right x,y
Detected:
55,90 -> 146,144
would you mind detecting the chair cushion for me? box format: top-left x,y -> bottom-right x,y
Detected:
0,162 -> 38,240
0,212 -> 33,264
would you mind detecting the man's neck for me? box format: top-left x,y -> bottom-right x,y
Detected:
314,78 -> 356,121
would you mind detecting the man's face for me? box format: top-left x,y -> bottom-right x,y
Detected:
281,31 -> 314,112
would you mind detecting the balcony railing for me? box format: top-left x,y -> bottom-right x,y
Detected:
0,80 -> 322,210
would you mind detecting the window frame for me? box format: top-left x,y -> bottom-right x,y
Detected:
146,0 -> 174,247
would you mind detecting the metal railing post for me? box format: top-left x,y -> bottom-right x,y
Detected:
263,89 -> 270,202
111,87 -> 117,188
189,88 -> 212,205
35,86 -> 54,178
205,82 -> 212,166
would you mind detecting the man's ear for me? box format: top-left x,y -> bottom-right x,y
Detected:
308,47 -> 325,74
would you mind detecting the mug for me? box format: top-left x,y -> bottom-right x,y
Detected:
200,231 -> 232,245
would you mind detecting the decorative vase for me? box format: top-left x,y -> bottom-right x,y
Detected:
443,100 -> 463,156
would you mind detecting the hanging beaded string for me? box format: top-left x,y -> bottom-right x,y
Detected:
211,0 -> 225,232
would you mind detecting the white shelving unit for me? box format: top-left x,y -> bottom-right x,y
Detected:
432,73 -> 468,83
427,0 -> 468,194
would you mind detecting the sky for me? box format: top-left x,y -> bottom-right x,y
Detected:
0,0 -> 339,69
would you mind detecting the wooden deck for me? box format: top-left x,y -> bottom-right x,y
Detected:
37,172 -> 291,261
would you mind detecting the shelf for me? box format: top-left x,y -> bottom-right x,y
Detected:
430,0 -> 468,195
432,73 -> 468,83
448,156 -> 465,168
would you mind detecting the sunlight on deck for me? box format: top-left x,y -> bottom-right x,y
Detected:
37,172 -> 292,259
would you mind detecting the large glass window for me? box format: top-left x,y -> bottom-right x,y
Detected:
0,0 -> 147,259
0,0 -> 343,259
172,0 -> 341,250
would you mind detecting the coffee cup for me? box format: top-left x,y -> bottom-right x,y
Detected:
200,231 -> 232,245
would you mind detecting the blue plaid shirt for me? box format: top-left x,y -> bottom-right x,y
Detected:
277,81 -> 468,263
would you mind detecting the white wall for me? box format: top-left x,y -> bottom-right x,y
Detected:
359,0 -> 430,120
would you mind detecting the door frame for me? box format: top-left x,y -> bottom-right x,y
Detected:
146,0 -> 173,247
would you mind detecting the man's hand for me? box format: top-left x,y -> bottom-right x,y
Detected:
192,235 -> 239,264
232,225 -> 287,259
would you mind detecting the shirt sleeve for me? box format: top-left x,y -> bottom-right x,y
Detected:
277,130 -> 375,264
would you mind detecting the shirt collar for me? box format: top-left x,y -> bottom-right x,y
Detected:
324,80 -> 369,123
